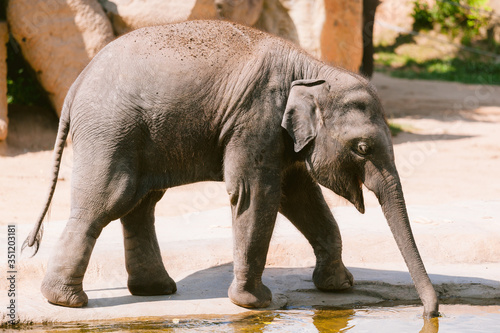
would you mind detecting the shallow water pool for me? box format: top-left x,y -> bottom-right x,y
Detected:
9,304 -> 500,332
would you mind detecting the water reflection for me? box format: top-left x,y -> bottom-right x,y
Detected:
312,309 -> 355,332
228,311 -> 279,332
11,305 -> 500,332
420,317 -> 439,333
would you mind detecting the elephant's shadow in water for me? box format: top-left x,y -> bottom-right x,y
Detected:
86,263 -> 500,308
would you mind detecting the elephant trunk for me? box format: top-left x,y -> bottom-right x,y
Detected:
368,166 -> 439,317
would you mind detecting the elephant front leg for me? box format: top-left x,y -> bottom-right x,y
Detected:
225,149 -> 282,308
121,190 -> 177,296
227,178 -> 281,308
279,164 -> 353,291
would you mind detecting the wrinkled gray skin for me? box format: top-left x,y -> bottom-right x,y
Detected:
24,20 -> 438,317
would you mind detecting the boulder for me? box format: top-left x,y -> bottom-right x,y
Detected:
99,0 -> 217,35
254,0 -> 299,44
0,22 -> 7,141
215,0 -> 264,26
7,0 -> 115,115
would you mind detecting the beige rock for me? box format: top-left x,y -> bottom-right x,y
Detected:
254,0 -> 299,44
279,0 -> 324,59
280,0 -> 363,72
0,22 -> 8,141
7,0 -> 115,115
99,0 -> 217,35
215,0 -> 264,26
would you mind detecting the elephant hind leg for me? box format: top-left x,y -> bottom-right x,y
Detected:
121,190 -> 176,296
41,214 -> 111,307
41,159 -> 145,307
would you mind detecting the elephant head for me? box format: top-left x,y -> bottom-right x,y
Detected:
281,78 -> 439,318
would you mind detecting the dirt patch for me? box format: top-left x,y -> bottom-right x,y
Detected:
1,73 -> 499,225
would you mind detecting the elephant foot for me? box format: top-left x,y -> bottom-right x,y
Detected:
41,277 -> 88,307
313,260 -> 354,291
228,279 -> 272,308
128,274 -> 177,296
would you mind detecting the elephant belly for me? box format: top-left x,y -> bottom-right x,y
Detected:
138,134 -> 225,190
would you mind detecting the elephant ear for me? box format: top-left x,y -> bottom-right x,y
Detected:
281,79 -> 330,153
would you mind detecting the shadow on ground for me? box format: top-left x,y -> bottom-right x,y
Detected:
0,104 -> 58,156
88,263 -> 500,309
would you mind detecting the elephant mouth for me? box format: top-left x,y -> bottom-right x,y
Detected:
341,176 -> 365,214
351,177 -> 365,214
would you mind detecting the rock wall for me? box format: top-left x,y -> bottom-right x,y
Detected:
99,0 -> 218,35
215,0 -> 264,26
7,0 -> 115,115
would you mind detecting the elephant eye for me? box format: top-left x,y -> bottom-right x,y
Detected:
356,142 -> 370,155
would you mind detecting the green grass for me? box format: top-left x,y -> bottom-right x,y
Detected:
375,51 -> 500,85
374,30 -> 500,85
388,121 -> 421,136
388,122 -> 404,136
7,40 -> 51,107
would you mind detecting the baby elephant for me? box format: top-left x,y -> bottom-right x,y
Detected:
24,20 -> 438,317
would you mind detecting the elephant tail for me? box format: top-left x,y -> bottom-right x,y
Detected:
22,91 -> 72,256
